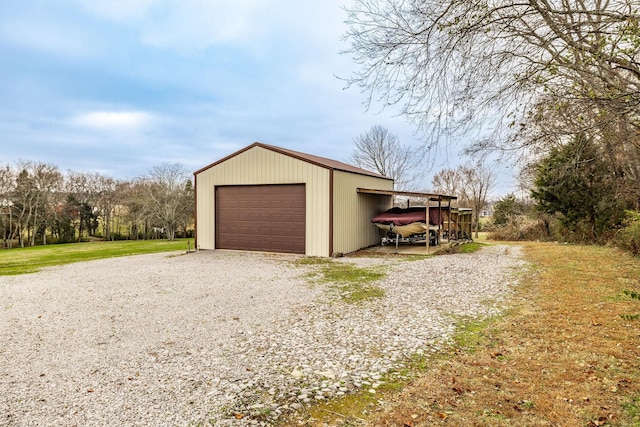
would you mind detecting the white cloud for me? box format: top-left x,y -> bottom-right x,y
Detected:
0,20 -> 93,57
144,0 -> 271,50
76,0 -> 271,52
72,111 -> 154,130
76,0 -> 156,22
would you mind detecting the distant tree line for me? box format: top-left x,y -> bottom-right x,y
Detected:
0,161 -> 193,248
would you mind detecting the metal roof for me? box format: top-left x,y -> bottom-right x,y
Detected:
357,188 -> 457,201
194,142 -> 393,180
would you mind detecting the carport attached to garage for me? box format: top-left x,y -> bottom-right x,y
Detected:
215,184 -> 306,254
194,142 -> 394,257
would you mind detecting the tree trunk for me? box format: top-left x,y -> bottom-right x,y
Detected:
474,211 -> 480,238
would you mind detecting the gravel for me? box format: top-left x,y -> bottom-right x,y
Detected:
0,244 -> 525,426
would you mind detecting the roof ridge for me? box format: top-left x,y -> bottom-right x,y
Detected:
195,142 -> 392,180
255,142 -> 392,180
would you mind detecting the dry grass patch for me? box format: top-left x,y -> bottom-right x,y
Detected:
369,242 -> 640,427
282,242 -> 640,427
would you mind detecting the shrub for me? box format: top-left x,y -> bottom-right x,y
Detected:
615,210 -> 640,256
493,193 -> 530,226
488,215 -> 552,241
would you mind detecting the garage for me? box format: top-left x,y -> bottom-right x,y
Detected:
194,142 -> 395,257
215,184 -> 306,254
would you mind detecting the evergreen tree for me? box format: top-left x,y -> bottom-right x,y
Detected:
531,135 -> 627,239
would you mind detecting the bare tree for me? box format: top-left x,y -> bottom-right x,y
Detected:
31,163 -> 63,245
141,163 -> 193,241
0,164 -> 16,248
118,179 -> 147,239
66,171 -> 109,240
94,175 -> 119,241
0,165 -> 12,199
432,168 -> 464,203
342,0 -> 640,156
459,162 -> 496,238
11,161 -> 63,246
351,125 -> 420,189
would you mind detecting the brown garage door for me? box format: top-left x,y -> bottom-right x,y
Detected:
215,184 -> 306,254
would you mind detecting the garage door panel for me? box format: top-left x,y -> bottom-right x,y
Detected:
216,184 -> 305,254
282,228 -> 295,237
281,214 -> 294,222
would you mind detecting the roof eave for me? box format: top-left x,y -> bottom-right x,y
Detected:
194,142 -> 392,181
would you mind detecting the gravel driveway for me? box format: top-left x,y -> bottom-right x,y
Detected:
0,245 -> 525,426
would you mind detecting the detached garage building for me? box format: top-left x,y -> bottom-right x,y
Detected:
194,142 -> 394,257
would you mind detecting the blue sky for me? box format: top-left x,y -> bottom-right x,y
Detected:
0,0 -> 516,195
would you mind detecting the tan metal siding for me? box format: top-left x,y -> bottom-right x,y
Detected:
332,171 -> 394,254
196,146 -> 330,257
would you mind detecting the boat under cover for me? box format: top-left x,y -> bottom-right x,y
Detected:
371,207 -> 442,239
371,207 -> 442,226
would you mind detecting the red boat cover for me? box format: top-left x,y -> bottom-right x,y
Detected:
371,207 -> 442,226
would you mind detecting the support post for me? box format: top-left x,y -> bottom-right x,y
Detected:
426,203 -> 430,254
438,198 -> 442,245
447,204 -> 452,242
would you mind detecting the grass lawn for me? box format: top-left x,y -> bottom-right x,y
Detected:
283,241 -> 640,426
0,239 -> 194,275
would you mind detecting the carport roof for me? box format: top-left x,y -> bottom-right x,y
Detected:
357,188 -> 457,201
194,142 -> 394,180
